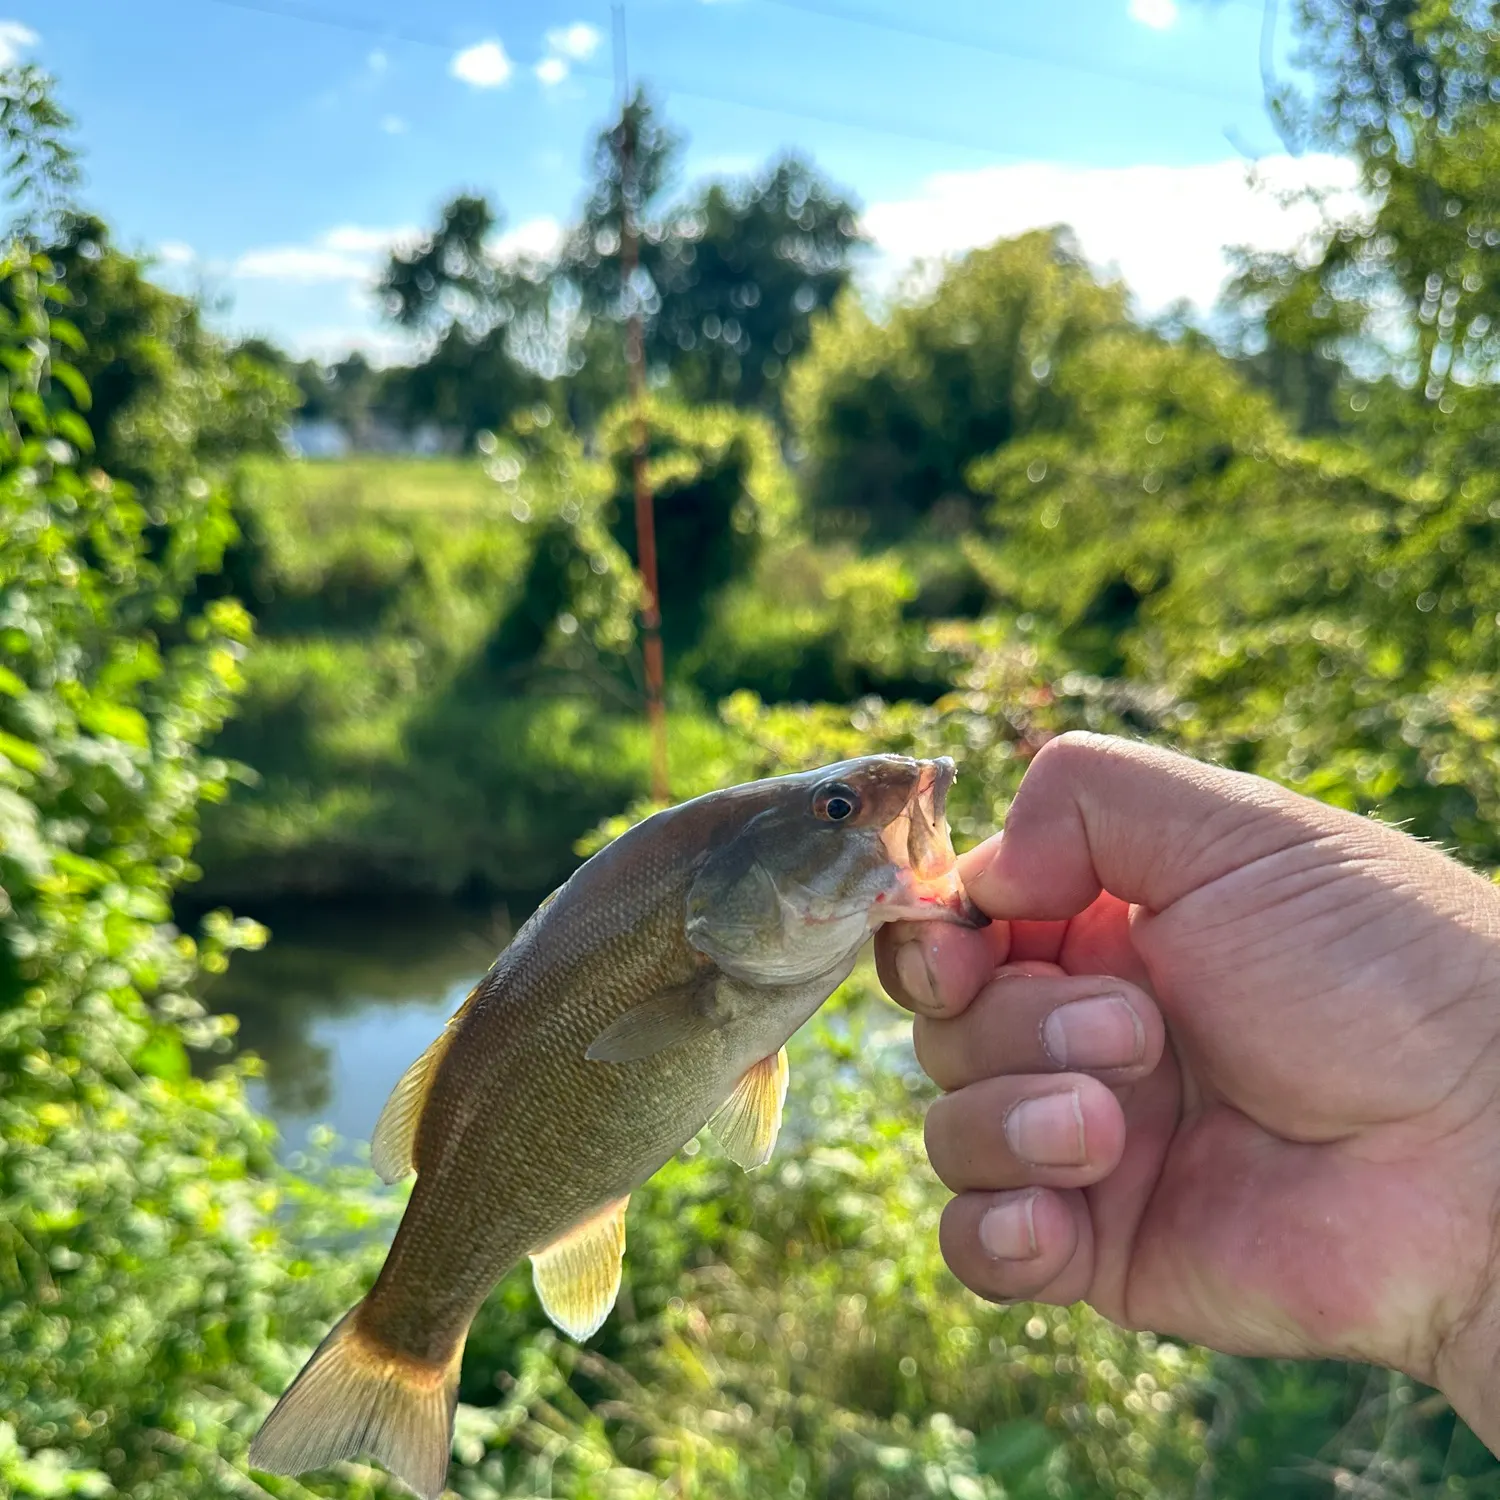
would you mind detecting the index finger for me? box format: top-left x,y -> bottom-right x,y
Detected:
961,732 -> 1349,922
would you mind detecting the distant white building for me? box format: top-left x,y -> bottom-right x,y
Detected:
284,420 -> 460,458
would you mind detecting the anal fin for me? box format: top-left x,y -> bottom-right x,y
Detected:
709,1047 -> 789,1170
529,1197 -> 629,1341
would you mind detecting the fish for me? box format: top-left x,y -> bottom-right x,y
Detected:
249,754 -> 983,1499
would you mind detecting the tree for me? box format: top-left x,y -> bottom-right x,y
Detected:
381,325 -> 544,445
786,229 -> 1127,539
40,212 -> 295,487
650,157 -> 865,410
0,62 -> 79,237
563,88 -> 681,324
560,91 -> 864,416
380,192 -> 504,334
376,194 -> 547,443
1225,1 -> 1500,427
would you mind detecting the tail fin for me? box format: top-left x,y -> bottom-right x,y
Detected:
249,1304 -> 463,1500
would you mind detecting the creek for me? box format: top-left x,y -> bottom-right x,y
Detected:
203,893 -> 544,1157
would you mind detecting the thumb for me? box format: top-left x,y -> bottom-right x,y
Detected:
961,733 -> 1347,921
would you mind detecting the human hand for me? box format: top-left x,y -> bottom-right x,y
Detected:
875,733 -> 1500,1445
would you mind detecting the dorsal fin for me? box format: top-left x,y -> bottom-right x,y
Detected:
708,1047 -> 789,1170
370,887 -> 565,1185
370,984 -> 481,1183
529,1197 -> 629,1341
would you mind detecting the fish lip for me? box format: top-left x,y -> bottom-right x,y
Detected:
873,757 -> 990,929
906,757 -> 957,880
914,757 -> 956,832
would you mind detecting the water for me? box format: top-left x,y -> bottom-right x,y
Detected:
202,894 -> 544,1156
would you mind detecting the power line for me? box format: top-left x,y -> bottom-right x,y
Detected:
750,0 -> 1266,109
193,0 -> 487,54
183,0 -> 1012,156
185,0 -> 1260,156
649,73 -> 1029,158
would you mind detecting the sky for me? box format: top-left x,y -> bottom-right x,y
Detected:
25,0 -> 1362,362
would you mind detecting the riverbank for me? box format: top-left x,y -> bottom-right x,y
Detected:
192,430 -> 961,905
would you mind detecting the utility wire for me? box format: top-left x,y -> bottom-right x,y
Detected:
750,0 -> 1266,109
193,0 -> 491,53
183,0 -> 1007,155
186,0 -> 1262,157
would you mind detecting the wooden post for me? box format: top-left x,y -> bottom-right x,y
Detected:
614,9 -> 670,803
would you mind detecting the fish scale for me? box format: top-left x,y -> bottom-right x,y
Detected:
249,754 -> 982,1499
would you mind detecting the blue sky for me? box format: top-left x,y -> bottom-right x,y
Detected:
25,0 -> 1359,360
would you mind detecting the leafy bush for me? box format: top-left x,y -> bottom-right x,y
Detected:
0,245 -> 375,1499
785,230 -> 1127,541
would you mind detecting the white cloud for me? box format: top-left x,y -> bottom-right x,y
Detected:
450,38 -> 512,88
233,219 -> 556,289
234,247 -> 369,282
860,155 -> 1367,315
282,325 -> 422,365
544,22 -> 601,61
535,22 -> 600,85
0,20 -> 37,66
490,216 -> 564,262
380,114 -> 408,134
156,241 -> 195,266
321,224 -> 417,254
367,48 -> 388,72
232,224 -> 420,283
1128,0 -> 1179,28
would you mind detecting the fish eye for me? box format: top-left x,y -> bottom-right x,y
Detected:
813,782 -> 859,823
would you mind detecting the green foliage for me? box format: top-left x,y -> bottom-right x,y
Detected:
41,213 -> 297,488
0,246 -> 372,1500
643,156 -> 866,413
369,94 -> 864,441
0,64 -> 79,237
1228,2 -> 1500,432
598,395 -> 796,656
194,434 -> 666,900
960,293 -> 1500,864
202,397 -> 954,900
689,544 -> 952,706
381,194 -> 504,334
1280,0 -> 1499,155
786,229 -> 1127,540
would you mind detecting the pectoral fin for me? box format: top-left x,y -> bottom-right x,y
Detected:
585,975 -> 724,1063
709,1047 -> 789,1170
529,1197 -> 629,1341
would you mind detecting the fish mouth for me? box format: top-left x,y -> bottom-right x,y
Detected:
875,758 -> 988,929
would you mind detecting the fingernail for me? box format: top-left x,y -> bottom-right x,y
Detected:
979,1193 -> 1039,1260
1004,1091 -> 1087,1167
894,941 -> 937,1012
1041,995 -> 1144,1070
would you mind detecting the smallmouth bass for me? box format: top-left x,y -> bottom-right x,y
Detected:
250,755 -> 982,1498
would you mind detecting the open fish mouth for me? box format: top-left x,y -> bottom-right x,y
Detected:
875,757 -> 988,928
